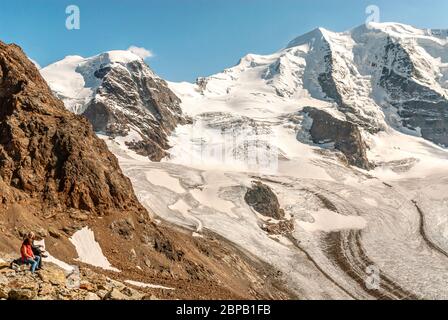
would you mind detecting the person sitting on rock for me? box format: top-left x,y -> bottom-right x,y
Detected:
21,232 -> 41,273
29,232 -> 47,270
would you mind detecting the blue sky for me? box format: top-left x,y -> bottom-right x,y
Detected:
1,0 -> 447,82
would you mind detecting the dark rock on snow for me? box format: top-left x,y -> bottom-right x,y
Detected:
303,107 -> 373,170
245,181 -> 285,220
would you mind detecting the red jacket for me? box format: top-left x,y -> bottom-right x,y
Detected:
21,242 -> 34,261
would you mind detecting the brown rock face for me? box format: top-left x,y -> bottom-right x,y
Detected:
303,107 -> 373,170
0,41 -> 145,215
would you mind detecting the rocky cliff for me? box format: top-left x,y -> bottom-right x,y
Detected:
378,37 -> 448,147
303,107 -> 372,170
0,42 -> 145,214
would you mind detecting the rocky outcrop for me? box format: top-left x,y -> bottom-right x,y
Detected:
0,42 -> 146,214
245,181 -> 294,236
399,100 -> 448,147
303,107 -> 372,170
245,181 -> 284,220
0,257 -> 150,300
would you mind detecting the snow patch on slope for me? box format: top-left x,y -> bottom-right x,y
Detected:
69,227 -> 119,272
125,280 -> 174,290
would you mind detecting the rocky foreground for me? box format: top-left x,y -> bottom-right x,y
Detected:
0,255 -> 156,300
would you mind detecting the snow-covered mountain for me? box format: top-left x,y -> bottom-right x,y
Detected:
41,23 -> 448,299
167,22 -> 448,171
41,50 -> 188,161
42,23 -> 448,169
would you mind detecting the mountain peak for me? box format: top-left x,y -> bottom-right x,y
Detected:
97,50 -> 143,65
53,50 -> 144,69
286,27 -> 331,49
287,22 -> 448,50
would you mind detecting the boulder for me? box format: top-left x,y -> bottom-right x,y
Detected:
8,288 -> 37,300
38,282 -> 55,296
84,292 -> 101,300
130,249 -> 137,260
105,288 -> 130,300
96,289 -> 109,299
110,218 -> 135,240
245,181 -> 284,220
37,265 -> 66,286
120,286 -> 144,299
0,285 -> 9,299
79,281 -> 95,292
